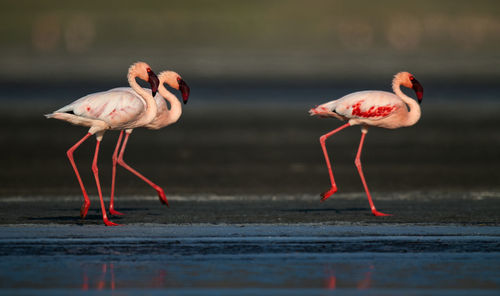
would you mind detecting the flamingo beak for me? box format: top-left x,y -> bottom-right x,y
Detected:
148,70 -> 160,97
411,78 -> 423,104
178,78 -> 190,104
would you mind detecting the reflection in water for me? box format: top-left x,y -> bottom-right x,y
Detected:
81,263 -> 116,290
357,265 -> 373,290
325,269 -> 336,290
80,262 -> 375,291
80,263 -> 167,290
0,253 -> 497,291
150,269 -> 168,288
325,265 -> 374,290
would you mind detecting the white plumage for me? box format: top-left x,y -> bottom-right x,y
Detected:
46,62 -> 160,226
309,72 -> 424,216
50,89 -> 148,130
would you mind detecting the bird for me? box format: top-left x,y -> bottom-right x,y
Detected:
309,71 -> 424,216
107,70 -> 190,215
45,62 -> 160,226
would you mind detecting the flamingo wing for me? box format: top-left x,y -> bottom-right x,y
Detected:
333,91 -> 404,120
57,90 -> 147,127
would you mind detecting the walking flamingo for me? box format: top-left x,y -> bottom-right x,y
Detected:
107,71 -> 190,215
309,72 -> 424,216
45,62 -> 160,226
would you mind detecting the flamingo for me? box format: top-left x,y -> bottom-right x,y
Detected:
45,62 -> 160,226
107,71 -> 190,215
309,71 -> 424,216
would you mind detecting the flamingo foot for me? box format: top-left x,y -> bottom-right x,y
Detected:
103,218 -> 122,226
80,201 -> 90,219
372,210 -> 392,217
320,187 -> 337,202
109,207 -> 124,216
156,188 -> 169,208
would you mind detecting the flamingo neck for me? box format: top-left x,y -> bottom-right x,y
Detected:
158,84 -> 182,125
128,71 -> 157,126
393,80 -> 421,127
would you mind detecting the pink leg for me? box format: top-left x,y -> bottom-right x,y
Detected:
117,132 -> 169,207
109,131 -> 125,216
319,123 -> 351,201
67,133 -> 92,218
91,139 -> 121,226
355,131 -> 391,216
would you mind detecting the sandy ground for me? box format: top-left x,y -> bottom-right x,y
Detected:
0,194 -> 499,225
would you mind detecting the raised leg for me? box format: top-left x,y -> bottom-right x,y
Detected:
354,130 -> 391,216
319,123 -> 351,201
109,130 -> 125,216
66,133 -> 92,218
91,138 -> 121,226
117,131 -> 169,207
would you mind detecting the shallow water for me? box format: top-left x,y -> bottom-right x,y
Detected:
0,225 -> 499,294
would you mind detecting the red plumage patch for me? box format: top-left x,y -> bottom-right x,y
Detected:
350,101 -> 396,118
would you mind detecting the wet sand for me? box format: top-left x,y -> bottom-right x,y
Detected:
0,193 -> 499,225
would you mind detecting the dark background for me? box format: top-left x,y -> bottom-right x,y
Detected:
0,0 -> 499,199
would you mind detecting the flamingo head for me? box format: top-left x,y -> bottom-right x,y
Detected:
159,71 -> 190,104
147,68 -> 160,97
395,72 -> 424,104
130,62 -> 160,97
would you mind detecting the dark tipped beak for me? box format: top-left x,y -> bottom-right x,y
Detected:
412,78 -> 424,104
178,78 -> 190,104
148,70 -> 160,97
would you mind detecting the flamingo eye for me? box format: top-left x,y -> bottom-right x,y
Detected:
409,76 -> 415,81
147,68 -> 152,73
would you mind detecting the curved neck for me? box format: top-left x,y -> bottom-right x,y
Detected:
393,81 -> 421,127
159,84 -> 182,124
128,71 -> 157,126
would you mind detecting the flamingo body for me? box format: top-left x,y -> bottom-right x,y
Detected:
50,89 -> 148,131
47,62 -> 160,135
309,71 -> 424,216
310,90 -> 413,129
46,62 -> 160,226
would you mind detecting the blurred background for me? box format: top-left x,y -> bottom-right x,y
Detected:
1,0 -> 500,83
0,0 -> 499,197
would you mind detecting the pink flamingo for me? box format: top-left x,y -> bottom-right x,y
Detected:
107,71 -> 190,215
309,72 -> 424,216
45,62 -> 160,226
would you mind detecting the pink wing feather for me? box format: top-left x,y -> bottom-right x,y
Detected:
56,90 -> 147,128
326,91 -> 404,120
